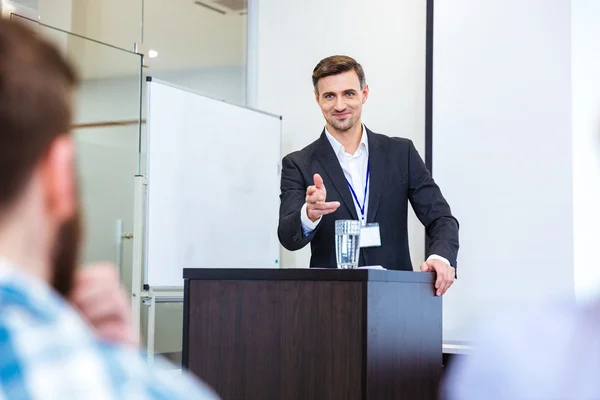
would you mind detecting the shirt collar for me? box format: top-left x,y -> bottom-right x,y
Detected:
0,256 -> 67,320
0,256 -> 56,295
325,124 -> 369,158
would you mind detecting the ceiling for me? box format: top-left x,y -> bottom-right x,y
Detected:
11,0 -> 247,79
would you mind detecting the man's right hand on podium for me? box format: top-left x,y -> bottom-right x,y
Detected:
305,173 -> 340,222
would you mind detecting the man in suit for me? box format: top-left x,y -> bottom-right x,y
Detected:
277,55 -> 459,296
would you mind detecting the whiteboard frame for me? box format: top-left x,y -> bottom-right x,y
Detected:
146,77 -> 281,119
142,77 -> 283,290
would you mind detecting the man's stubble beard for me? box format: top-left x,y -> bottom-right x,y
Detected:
51,205 -> 82,298
329,115 -> 358,133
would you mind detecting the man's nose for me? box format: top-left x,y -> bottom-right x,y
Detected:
334,96 -> 346,111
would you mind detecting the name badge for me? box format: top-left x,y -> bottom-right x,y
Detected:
360,223 -> 381,248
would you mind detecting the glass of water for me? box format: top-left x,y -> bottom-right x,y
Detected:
335,220 -> 362,269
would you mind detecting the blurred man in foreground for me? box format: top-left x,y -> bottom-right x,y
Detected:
0,19 -> 218,399
444,298 -> 600,399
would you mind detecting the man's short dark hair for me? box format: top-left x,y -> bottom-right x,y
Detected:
312,55 -> 366,94
0,18 -> 78,212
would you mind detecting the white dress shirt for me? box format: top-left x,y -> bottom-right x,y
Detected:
301,125 -> 370,229
300,125 -> 451,267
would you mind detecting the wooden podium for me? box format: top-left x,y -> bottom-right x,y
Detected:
182,268 -> 442,400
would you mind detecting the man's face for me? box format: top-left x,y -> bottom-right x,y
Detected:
42,136 -> 81,298
315,70 -> 369,133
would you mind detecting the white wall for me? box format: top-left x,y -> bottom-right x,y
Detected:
2,0 -> 37,19
38,0 -> 72,31
433,0 -> 574,341
74,77 -> 142,294
70,0 -> 142,51
4,0 -> 72,55
151,66 -> 246,106
37,0 -> 72,53
572,0 -> 600,302
253,0 -> 428,269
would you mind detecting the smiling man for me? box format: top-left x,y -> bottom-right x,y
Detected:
277,55 -> 459,295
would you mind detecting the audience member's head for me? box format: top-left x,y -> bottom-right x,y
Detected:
0,18 -> 219,399
0,18 -> 81,296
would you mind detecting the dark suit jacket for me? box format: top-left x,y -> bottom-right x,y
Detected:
277,127 -> 459,271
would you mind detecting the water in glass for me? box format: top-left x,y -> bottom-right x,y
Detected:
335,220 -> 362,269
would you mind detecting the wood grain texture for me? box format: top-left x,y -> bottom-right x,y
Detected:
187,280 -> 364,400
365,281 -> 442,399
184,270 -> 442,400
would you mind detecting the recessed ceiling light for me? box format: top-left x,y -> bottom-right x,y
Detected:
149,50 -> 158,58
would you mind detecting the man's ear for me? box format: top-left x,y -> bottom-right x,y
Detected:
314,90 -> 320,104
41,135 -> 76,222
362,84 -> 370,104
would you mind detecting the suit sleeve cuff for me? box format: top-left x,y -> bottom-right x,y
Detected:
427,254 -> 451,267
300,203 -> 321,235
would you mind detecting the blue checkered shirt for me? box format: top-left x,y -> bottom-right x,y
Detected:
0,259 -> 219,400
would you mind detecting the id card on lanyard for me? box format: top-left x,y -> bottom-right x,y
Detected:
346,160 -> 381,248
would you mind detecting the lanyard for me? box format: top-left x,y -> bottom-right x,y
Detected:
346,159 -> 370,224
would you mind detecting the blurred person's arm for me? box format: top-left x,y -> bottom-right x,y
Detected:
70,263 -> 139,347
443,303 -> 578,400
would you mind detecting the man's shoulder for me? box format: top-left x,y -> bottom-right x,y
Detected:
366,128 -> 413,148
0,280 -> 111,398
282,136 -> 321,164
0,274 -> 218,399
97,344 -> 220,399
0,312 -> 218,399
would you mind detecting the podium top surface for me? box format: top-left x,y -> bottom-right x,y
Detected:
183,268 -> 435,283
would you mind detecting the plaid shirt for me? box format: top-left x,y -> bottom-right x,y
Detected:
0,259 -> 219,400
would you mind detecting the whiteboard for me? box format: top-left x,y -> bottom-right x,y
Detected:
145,79 -> 282,287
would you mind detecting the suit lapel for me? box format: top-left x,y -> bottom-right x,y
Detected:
366,128 -> 386,223
315,131 -> 359,220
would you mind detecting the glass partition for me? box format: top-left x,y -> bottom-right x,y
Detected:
142,0 -> 248,106
9,0 -> 251,362
11,14 -> 144,294
138,0 -> 249,361
42,0 -> 144,53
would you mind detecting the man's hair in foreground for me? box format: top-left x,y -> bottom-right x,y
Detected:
312,55 -> 366,93
0,18 -> 78,210
0,18 -> 79,296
